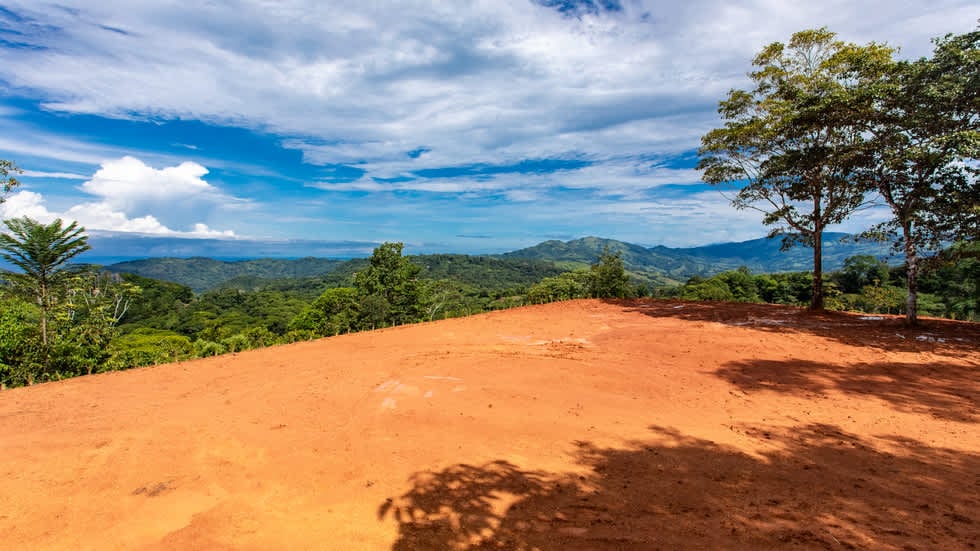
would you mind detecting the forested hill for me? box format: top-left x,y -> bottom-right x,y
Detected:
502,234 -> 895,277
106,254 -> 566,293
105,257 -> 347,292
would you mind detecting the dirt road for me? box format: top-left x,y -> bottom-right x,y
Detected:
1,299 -> 978,549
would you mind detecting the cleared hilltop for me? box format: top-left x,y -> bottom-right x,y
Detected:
1,299 -> 977,550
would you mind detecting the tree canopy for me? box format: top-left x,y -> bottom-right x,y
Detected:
1,217 -> 92,346
848,27 -> 980,323
699,28 -> 894,310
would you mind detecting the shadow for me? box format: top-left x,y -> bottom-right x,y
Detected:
610,298 -> 980,356
381,424 -> 980,550
717,359 -> 979,423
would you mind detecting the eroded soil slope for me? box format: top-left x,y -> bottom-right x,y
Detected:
1,299 -> 978,550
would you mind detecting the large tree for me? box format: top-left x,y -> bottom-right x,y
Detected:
354,242 -> 424,326
699,29 -> 892,310
0,160 -> 20,203
589,247 -> 633,299
0,217 -> 91,347
851,27 -> 979,324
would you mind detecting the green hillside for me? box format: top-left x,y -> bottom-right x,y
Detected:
106,257 -> 347,292
108,254 -> 566,294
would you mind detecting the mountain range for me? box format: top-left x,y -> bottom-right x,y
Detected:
104,234 -> 895,292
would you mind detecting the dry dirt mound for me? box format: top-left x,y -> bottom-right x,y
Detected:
1,299 -> 978,550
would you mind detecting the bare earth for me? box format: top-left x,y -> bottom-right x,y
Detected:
1,299 -> 979,550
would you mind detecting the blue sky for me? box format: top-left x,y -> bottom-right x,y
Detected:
0,0 -> 975,257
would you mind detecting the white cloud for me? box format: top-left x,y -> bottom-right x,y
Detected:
20,170 -> 88,180
0,0 -> 972,250
0,157 -> 238,237
0,191 -> 58,223
80,156 -> 224,218
0,0 -> 973,200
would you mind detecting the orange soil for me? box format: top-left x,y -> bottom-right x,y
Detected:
1,299 -> 978,550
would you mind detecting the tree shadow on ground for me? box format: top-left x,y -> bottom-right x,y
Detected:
717,359 -> 979,423
380,424 -> 979,550
610,299 -> 980,356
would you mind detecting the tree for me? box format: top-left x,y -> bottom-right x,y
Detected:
835,255 -> 890,295
589,247 -> 633,299
0,295 -> 40,387
851,28 -> 979,324
0,217 -> 91,347
0,159 -> 20,203
54,271 -> 141,375
290,287 -> 359,336
526,270 -> 591,304
699,29 -> 892,310
354,242 -> 423,326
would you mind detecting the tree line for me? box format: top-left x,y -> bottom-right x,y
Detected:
699,26 -> 978,324
674,244 -> 979,320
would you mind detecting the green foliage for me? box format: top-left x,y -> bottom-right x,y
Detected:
833,255 -> 890,294
681,276 -> 735,302
280,329 -> 316,344
680,268 -> 761,302
193,339 -> 226,357
846,27 -> 979,323
670,248 -> 978,321
0,296 -> 40,387
49,271 -> 141,375
108,328 -> 194,369
589,248 -> 634,299
680,268 -> 812,305
1,216 -> 92,346
918,242 -> 980,320
354,242 -> 424,326
716,268 -> 760,302
221,333 -> 251,353
107,256 -> 346,293
526,270 -> 592,304
0,159 -> 21,202
699,28 -> 893,310
0,269 -> 141,385
858,281 -> 907,314
413,254 -> 565,291
290,287 -> 359,336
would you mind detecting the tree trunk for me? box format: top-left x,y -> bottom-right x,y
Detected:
39,281 -> 49,346
903,221 -> 919,325
811,228 -> 825,310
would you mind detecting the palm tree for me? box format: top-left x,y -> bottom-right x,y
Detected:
0,217 -> 91,346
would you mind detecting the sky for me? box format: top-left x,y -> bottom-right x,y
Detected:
0,0 -> 976,258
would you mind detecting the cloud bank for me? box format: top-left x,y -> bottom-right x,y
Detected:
1,157 -> 237,238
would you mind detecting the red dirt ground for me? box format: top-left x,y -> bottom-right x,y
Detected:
1,299 -> 978,550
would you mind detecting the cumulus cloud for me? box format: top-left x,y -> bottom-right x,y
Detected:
0,157 -> 237,238
78,156 -> 233,225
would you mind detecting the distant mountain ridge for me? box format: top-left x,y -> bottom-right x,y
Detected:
500,233 -> 894,284
105,234 -> 895,292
